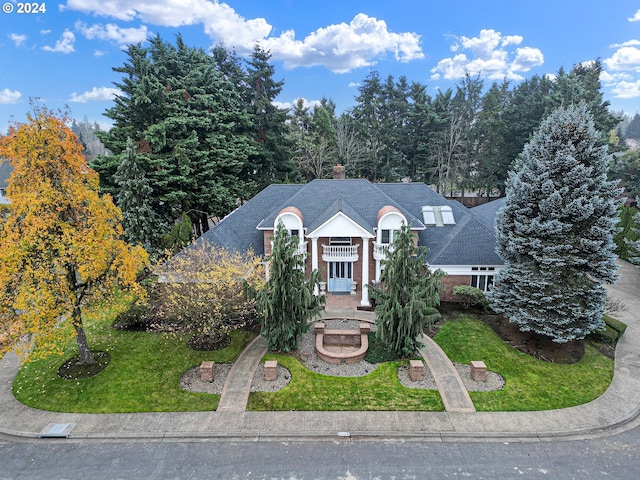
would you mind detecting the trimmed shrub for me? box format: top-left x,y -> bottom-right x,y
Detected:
604,314 -> 627,337
452,285 -> 489,310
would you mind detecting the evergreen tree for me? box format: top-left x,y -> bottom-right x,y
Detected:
244,45 -> 297,192
625,113 -> 640,140
250,222 -> 324,352
613,205 -> 640,261
93,36 -> 256,241
370,224 -> 444,357
161,213 -> 194,253
487,105 -> 619,343
113,138 -> 163,252
626,211 -> 640,266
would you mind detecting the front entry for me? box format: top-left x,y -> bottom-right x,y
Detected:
328,261 -> 352,292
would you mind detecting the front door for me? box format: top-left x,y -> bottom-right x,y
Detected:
328,261 -> 352,292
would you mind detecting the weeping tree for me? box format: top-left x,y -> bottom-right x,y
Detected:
487,105 -> 619,343
249,222 -> 324,351
370,223 -> 444,357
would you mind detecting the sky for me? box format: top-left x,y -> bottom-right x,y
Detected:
2,1 -> 640,132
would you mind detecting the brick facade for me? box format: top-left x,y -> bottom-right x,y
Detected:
440,275 -> 472,302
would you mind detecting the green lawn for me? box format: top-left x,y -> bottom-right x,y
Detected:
12,299 -> 256,413
12,299 -> 614,414
247,354 -> 444,411
434,317 -> 614,411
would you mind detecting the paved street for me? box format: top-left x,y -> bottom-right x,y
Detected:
1,428 -> 640,479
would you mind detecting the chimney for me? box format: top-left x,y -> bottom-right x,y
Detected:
333,164 -> 346,180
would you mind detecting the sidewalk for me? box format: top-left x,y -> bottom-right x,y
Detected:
0,260 -> 639,442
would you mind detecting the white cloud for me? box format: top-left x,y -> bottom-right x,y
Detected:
605,46 -> 640,71
93,50 -> 107,57
610,39 -> 640,48
512,47 -> 545,72
42,30 -> 75,53
610,80 -> 640,98
0,88 -> 22,104
69,86 -> 120,103
629,9 -> 640,22
263,13 -> 423,73
60,1 -> 422,73
10,33 -> 27,47
273,97 -> 322,112
348,82 -> 361,88
430,29 -> 543,81
75,21 -> 148,47
600,70 -> 633,84
40,29 -> 51,35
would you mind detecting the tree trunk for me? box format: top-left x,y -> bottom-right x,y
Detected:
72,305 -> 95,365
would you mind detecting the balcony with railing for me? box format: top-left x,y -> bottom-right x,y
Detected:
321,244 -> 359,261
296,241 -> 308,255
271,241 -> 308,256
373,242 -> 394,261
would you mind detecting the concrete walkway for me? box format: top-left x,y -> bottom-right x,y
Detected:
320,306 -> 375,323
418,334 -> 475,412
0,259 -> 638,441
217,336 -> 267,412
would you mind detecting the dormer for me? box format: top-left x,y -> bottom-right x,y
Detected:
275,206 -> 304,239
421,205 -> 455,226
376,206 -> 406,244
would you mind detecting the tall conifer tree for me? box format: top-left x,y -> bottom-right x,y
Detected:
487,105 -> 619,342
113,138 -> 163,252
251,223 -> 324,352
370,224 -> 443,357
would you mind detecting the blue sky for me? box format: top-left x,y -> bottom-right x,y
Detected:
2,1 -> 640,132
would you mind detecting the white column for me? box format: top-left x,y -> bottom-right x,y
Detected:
311,237 -> 319,295
375,259 -> 381,282
360,237 -> 370,306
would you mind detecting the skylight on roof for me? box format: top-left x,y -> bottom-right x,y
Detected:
422,206 -> 435,225
422,205 -> 455,226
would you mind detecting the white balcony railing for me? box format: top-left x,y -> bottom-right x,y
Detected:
373,242 -> 394,261
321,244 -> 359,261
270,241 -> 308,256
296,241 -> 308,255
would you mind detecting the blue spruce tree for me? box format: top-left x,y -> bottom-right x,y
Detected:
487,105 -> 619,343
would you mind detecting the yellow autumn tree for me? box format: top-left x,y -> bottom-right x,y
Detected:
157,243 -> 264,344
0,105 -> 149,364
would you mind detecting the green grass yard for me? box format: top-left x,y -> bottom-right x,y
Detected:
247,354 -> 444,411
434,317 -> 614,411
12,299 -> 256,413
11,298 -> 615,413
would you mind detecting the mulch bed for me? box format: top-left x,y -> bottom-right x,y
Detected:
57,352 -> 111,380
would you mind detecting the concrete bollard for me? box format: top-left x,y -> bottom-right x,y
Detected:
409,359 -> 424,382
200,361 -> 215,382
264,360 -> 278,381
470,360 -> 487,382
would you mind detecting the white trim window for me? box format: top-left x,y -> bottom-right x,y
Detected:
471,267 -> 495,292
380,229 -> 400,244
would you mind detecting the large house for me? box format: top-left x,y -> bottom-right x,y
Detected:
191,168 -> 503,306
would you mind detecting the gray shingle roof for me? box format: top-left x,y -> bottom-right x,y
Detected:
471,198 -> 507,227
377,183 -> 503,265
194,179 -> 503,266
